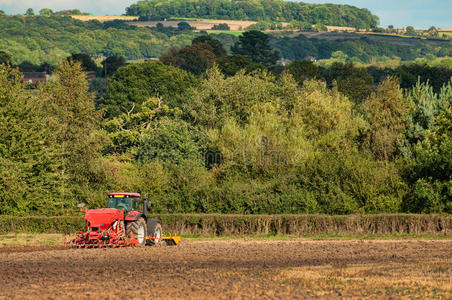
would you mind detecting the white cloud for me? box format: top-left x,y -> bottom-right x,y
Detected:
0,0 -> 136,15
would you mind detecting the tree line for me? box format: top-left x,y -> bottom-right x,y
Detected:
1,32 -> 450,216
126,0 -> 379,29
0,14 -> 198,66
0,14 -> 450,68
270,34 -> 452,64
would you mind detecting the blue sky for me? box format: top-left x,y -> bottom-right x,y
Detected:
0,0 -> 451,29
306,0 -> 452,29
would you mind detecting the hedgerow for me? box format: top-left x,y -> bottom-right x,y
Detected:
1,214 -> 450,236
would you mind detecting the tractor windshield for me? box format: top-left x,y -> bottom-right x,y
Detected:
107,198 -> 131,211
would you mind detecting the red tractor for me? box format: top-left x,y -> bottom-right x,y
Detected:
67,192 -> 179,248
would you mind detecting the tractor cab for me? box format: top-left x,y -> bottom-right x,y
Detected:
107,193 -> 149,215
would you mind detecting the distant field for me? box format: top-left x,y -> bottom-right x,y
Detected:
70,15 -> 138,22
293,31 -> 447,47
440,31 -> 452,38
71,17 -> 355,33
67,16 -> 452,41
206,30 -> 243,36
129,19 -> 256,30
324,25 -> 356,32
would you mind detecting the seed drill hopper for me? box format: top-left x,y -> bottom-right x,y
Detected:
66,193 -> 180,248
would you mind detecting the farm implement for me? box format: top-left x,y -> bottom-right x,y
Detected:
66,192 -> 180,248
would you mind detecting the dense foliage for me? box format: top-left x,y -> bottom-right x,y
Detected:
0,15 -> 199,65
0,61 -> 106,214
0,66 -> 62,214
126,0 -> 379,29
231,30 -> 280,67
100,60 -> 197,116
270,34 -> 452,64
2,51 -> 451,215
160,43 -> 217,75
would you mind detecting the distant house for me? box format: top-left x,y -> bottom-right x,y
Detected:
304,56 -> 317,62
278,58 -> 292,66
85,71 -> 96,80
22,71 -> 96,84
22,72 -> 48,84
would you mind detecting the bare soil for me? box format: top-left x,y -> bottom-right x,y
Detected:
0,239 -> 451,299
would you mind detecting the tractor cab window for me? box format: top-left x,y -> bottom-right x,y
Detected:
107,198 -> 131,211
131,199 -> 143,211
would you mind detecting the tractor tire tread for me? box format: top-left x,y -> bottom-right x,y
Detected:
126,217 -> 146,247
147,219 -> 162,246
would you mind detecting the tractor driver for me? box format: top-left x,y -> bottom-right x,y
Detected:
108,198 -> 130,212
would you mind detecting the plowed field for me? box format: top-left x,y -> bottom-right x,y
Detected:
1,239 -> 451,299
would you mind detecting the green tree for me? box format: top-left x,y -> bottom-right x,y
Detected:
156,23 -> 164,31
396,64 -> 452,93
405,26 -> 416,36
104,60 -> 197,116
67,53 -> 98,72
104,95 -> 180,154
137,119 -> 204,166
40,60 -> 105,204
212,23 -> 230,30
216,54 -> 265,76
0,65 -> 63,215
402,107 -> 452,213
160,43 -> 216,75
177,22 -> 193,31
387,25 -> 395,33
231,30 -> 280,67
183,66 -> 278,128
331,51 -> 348,62
362,78 -> 410,161
39,8 -> 53,17
286,60 -> 319,85
323,62 -> 374,104
25,8 -> 34,16
101,55 -> 127,77
0,51 -> 12,65
192,35 -> 227,57
401,80 -> 451,152
18,61 -> 39,72
89,77 -> 107,106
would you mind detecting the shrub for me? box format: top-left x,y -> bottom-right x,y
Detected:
212,23 -> 230,30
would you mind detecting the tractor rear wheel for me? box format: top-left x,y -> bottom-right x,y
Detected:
147,219 -> 162,246
126,217 -> 147,247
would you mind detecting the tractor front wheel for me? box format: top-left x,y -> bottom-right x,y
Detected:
126,217 -> 147,247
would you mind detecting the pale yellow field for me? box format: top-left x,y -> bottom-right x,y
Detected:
129,19 -> 257,30
440,31 -> 452,38
70,15 -> 138,22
